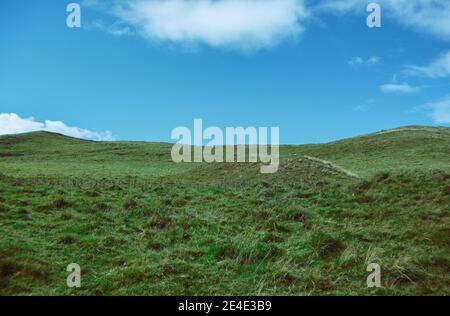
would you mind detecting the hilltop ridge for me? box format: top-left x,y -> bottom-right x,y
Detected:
0,125 -> 449,178
1,125 -> 448,144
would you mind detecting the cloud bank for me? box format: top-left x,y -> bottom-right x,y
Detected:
88,1 -> 450,53
0,113 -> 114,141
111,0 -> 308,52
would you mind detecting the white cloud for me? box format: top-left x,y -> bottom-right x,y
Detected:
0,113 -> 114,141
88,1 -> 450,53
317,0 -> 450,42
380,83 -> 421,94
348,56 -> 380,66
422,97 -> 450,124
405,50 -> 450,78
110,0 -> 308,52
91,20 -> 132,36
366,56 -> 380,65
348,56 -> 363,66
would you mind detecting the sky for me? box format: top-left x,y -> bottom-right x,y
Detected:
0,0 -> 449,144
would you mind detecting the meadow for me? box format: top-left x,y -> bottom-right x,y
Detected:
0,126 -> 449,295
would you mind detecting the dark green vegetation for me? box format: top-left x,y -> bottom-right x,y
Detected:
0,126 -> 449,295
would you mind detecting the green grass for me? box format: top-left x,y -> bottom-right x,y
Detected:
0,126 -> 449,295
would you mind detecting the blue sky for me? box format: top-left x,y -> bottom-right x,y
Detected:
0,0 -> 449,144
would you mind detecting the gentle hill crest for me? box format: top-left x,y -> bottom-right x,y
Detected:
0,125 -> 448,178
0,130 -> 89,145
0,124 -> 448,145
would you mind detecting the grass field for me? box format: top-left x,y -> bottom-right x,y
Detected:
0,126 -> 449,295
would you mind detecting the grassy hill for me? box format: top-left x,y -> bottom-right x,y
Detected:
286,126 -> 450,177
0,126 -> 449,295
0,131 -> 192,178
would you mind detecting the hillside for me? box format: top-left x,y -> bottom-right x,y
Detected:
1,125 -> 449,178
0,126 -> 449,295
0,131 -> 192,178
286,126 -> 450,177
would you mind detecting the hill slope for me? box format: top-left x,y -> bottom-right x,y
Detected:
1,125 -> 449,178
0,131 -> 193,178
0,126 -> 449,296
286,125 -> 450,177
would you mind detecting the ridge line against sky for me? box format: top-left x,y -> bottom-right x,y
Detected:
0,0 -> 449,143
